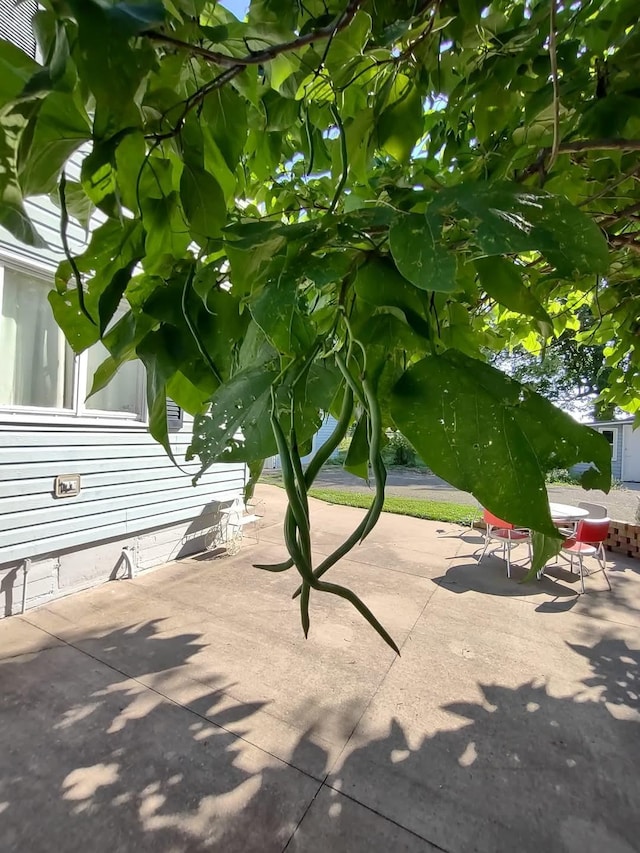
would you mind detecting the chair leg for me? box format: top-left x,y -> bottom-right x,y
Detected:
578,556 -> 586,594
506,544 -> 511,579
597,544 -> 611,591
478,532 -> 490,563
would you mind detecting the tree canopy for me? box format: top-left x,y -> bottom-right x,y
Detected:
1,0 -> 639,648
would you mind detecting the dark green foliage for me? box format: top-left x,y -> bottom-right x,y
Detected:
2,0 -> 639,647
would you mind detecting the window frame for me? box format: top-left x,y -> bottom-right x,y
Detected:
598,427 -> 618,462
0,255 -> 148,428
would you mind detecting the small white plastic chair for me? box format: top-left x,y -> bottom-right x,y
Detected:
220,496 -> 261,555
577,501 -> 608,519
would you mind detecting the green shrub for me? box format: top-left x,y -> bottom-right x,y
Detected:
381,431 -> 420,467
545,468 -> 578,484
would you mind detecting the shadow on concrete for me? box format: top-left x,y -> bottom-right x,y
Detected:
569,637 -> 640,713
434,540 -> 639,615
0,566 -> 21,617
433,556 -> 578,601
1,618 -> 639,852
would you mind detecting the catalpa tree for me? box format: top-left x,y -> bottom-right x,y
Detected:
1,0 -> 639,649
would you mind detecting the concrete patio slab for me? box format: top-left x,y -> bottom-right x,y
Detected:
0,484 -> 638,852
0,614 -> 62,659
0,642 -> 320,853
287,785 -> 440,852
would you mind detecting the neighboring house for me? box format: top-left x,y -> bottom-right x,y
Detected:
571,418 -> 640,483
0,11 -> 246,616
267,414 -> 339,470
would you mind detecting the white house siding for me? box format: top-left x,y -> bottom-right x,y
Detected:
571,421 -> 626,483
269,414 -> 339,469
0,158 -> 247,615
622,423 -> 640,482
0,418 -> 247,615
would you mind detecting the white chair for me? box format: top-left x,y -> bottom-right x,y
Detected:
577,501 -> 608,519
220,496 -> 261,554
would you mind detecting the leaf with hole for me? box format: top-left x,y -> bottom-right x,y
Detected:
390,350 -> 611,536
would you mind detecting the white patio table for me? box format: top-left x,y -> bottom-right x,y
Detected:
549,502 -> 590,524
536,503 -> 591,579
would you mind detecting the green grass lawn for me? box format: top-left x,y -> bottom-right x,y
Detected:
307,487 -> 481,525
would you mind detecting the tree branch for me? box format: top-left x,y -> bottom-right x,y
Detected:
517,139 -> 640,182
578,163 -> 640,207
144,0 -> 363,67
598,202 -> 640,227
145,65 -> 243,141
607,233 -> 640,255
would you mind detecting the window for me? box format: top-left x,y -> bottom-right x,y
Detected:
0,262 -> 146,422
599,428 -> 618,461
85,339 -> 145,416
0,266 -> 75,409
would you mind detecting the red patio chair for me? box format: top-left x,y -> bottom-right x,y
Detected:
561,518 -> 611,594
478,510 -> 531,578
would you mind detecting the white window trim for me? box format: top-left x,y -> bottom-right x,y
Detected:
0,256 -> 148,427
598,427 -> 618,462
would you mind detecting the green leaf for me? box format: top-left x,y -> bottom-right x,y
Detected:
475,256 -> 552,326
344,414 -> 369,480
249,272 -> 315,356
0,186 -> 46,246
188,365 -> 280,469
23,15 -> 74,97
114,131 -> 146,212
0,124 -> 46,246
67,0 -> 155,136
390,350 -> 611,535
526,531 -> 563,581
224,221 -> 288,296
87,310 -> 155,398
51,179 -> 95,229
434,183 -> 610,277
136,331 -> 175,458
166,370 -> 211,415
354,256 -> 432,339
0,38 -> 39,107
97,265 -> 136,335
17,93 -> 90,195
141,193 -> 191,269
54,219 -> 145,346
377,75 -> 424,163
49,290 -> 101,353
201,86 -> 248,173
389,213 -> 458,292
262,90 -> 299,132
180,163 -> 226,241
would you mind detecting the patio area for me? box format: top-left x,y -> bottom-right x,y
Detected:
1,483 -> 639,853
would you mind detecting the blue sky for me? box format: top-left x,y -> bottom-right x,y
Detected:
221,0 -> 249,18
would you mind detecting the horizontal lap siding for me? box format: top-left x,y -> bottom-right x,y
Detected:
0,151 -> 88,268
571,425 -> 624,482
0,422 -> 246,564
0,157 -> 247,565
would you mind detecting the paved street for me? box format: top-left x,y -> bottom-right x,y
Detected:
268,466 -> 640,523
